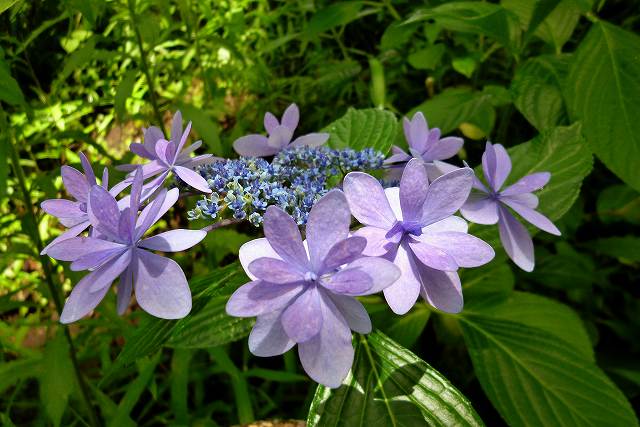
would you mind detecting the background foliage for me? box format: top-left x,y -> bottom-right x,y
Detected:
1,0 -> 639,425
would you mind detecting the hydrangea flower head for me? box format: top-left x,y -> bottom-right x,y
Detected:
233,103 -> 329,157
344,159 -> 494,315
460,142 -> 560,271
46,169 -> 207,323
118,111 -> 216,196
226,190 -> 400,387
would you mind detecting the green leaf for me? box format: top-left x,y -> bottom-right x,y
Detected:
533,242 -> 596,291
307,331 -> 484,426
175,102 -> 222,155
305,2 -> 366,38
566,22 -> 640,192
407,44 -> 446,70
0,0 -> 20,14
461,261 -> 514,302
597,184 -> 640,224
459,299 -> 637,426
39,331 -> 76,427
59,37 -> 97,81
0,57 -> 26,107
114,69 -> 137,122
452,56 -> 477,78
380,21 -> 420,51
0,356 -> 43,394
368,57 -> 385,108
584,236 -> 640,263
323,108 -> 398,153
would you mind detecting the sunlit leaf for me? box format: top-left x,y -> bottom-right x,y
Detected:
323,108 -> 398,154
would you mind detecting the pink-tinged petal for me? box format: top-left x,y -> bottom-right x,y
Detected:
424,136 -> 464,161
239,238 -> 280,280
264,111 -> 279,134
135,188 -> 179,240
382,243 -> 421,314
321,236 -> 366,273
384,187 -> 403,220
328,294 -> 371,334
88,249 -> 132,292
400,158 -> 429,222
322,268 -> 372,296
71,247 -> 127,271
117,266 -> 133,315
416,231 -> 494,268
498,206 -> 534,272
61,166 -> 90,202
306,190 -> 351,271
174,165 -> 211,193
343,172 -> 396,228
417,265 -> 463,314
501,172 -> 551,196
421,167 -> 474,226
281,286 -> 323,343
344,256 -> 401,295
46,237 -> 126,261
267,125 -> 294,149
290,133 -> 330,148
134,250 -> 191,319
174,121 -> 192,161
226,280 -> 305,317
247,257 -> 305,284
41,199 -> 84,220
233,134 -> 275,157
139,229 -> 207,252
353,226 -> 398,257
483,142 -> 511,191
130,142 -> 155,159
298,292 -> 353,388
248,310 -> 295,357
407,240 -> 458,271
263,206 -> 310,271
40,221 -> 90,255
408,112 -> 429,152
79,153 -> 96,186
281,103 -> 299,131
59,271 -> 111,324
460,192 -> 499,225
422,216 -> 468,234
501,199 -> 561,236
87,185 -> 121,240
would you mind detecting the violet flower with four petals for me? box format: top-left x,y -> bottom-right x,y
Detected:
226,190 -> 400,387
344,159 -> 494,315
233,103 -> 329,157
460,142 -> 560,271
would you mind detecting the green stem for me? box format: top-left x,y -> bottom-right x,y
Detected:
127,0 -> 165,133
3,110 -> 101,427
209,347 -> 254,424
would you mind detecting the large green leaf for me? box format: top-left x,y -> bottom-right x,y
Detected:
307,331 -> 484,427
323,108 -> 398,154
459,296 -> 637,426
39,331 -> 76,427
596,184 -> 640,224
566,22 -> 640,192
305,2 -> 372,39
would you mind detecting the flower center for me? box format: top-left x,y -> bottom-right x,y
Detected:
386,220 -> 423,239
304,271 -> 318,282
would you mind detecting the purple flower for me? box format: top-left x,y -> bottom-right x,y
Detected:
460,142 -> 560,272
46,169 -> 206,323
384,112 -> 463,179
233,103 -> 329,157
118,111 -> 216,196
344,159 -> 494,315
41,153 -> 122,255
226,190 -> 400,388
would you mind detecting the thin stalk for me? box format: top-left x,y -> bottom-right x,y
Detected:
127,0 -> 165,133
201,218 -> 242,233
5,117 -> 101,427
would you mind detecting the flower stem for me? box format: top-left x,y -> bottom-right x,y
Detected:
201,218 -> 242,232
4,112 -> 101,427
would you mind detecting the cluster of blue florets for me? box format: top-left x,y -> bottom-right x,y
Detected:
186,146 -> 384,226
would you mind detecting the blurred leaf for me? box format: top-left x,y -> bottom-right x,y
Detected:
597,184 -> 640,225
481,85 -> 512,107
584,236 -> 640,263
0,57 -> 26,107
0,124 -> 8,198
0,0 -> 19,14
244,369 -> 308,383
407,44 -> 446,70
323,108 -> 398,153
566,22 -> 640,192
59,37 -> 97,81
459,295 -> 637,426
0,356 -> 43,394
305,2 -> 365,38
170,349 -> 192,425
307,331 -> 484,426
115,69 -> 137,121
533,242 -> 596,290
462,261 -> 514,302
368,57 -> 385,108
452,56 -> 477,78
380,21 -> 420,51
39,331 -> 75,427
383,305 -> 430,349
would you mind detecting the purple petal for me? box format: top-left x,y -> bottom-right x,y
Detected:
328,294 -> 371,334
88,249 -> 132,292
130,142 -> 155,160
226,280 -> 305,317
408,112 -> 429,152
40,221 -> 90,255
343,172 -> 396,228
501,172 -> 550,196
422,216 -> 468,234
41,199 -> 85,220
263,206 -> 310,271
170,111 -> 183,143
144,126 -> 164,154
155,139 -> 171,164
353,226 -> 398,256
423,136 -> 464,161
382,243 -> 421,314
502,199 -> 561,236
322,268 -> 372,296
281,286 -> 323,343
46,237 -> 126,261
306,190 -> 351,271
174,122 -> 192,162
61,166 -> 90,202
267,125 -> 294,149
134,249 -> 191,319
59,271 -> 111,324
247,257 -> 305,284
416,231 -> 495,268
402,117 -> 411,145
178,140 -> 202,157
482,142 -> 511,191
383,146 -> 411,165
139,229 -> 207,252
417,265 -> 463,313
249,310 -> 295,357
71,247 -> 127,271
400,158 -> 429,222
344,256 -> 401,295
174,165 -> 211,193
384,187 -> 402,219
460,192 -> 499,225
407,239 -> 458,271
79,153 -> 96,186
298,291 -> 354,388
425,160 -> 461,182
117,266 -> 133,315
320,236 -> 366,273
264,112 -> 279,134
233,134 -> 275,157
239,238 -> 280,280
281,103 -> 299,131
498,206 -> 534,272
505,192 -> 539,208
290,133 -> 330,148
421,167 -> 474,226
135,188 -> 179,240
87,185 -> 121,240
130,168 -> 144,225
